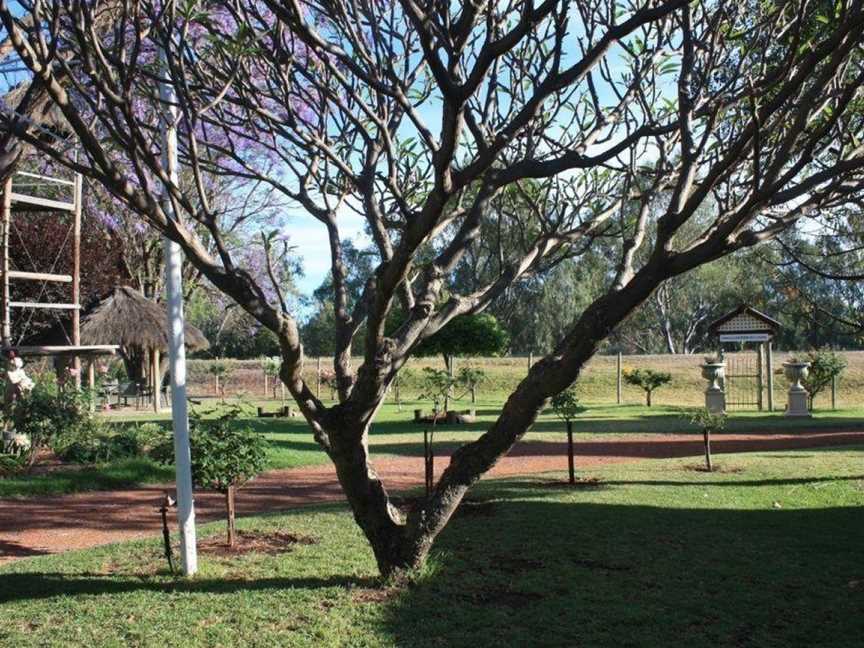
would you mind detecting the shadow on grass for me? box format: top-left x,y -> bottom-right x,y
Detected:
0,496 -> 864,648
0,541 -> 51,559
596,475 -> 864,488
364,434 -> 864,461
380,496 -> 864,646
0,458 -> 176,499
5,492 -> 860,646
105,403 -> 863,441
0,572 -> 377,604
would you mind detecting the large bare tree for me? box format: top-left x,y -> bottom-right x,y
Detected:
2,0 -> 864,575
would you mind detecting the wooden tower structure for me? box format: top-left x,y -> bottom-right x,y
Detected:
0,169 -> 116,386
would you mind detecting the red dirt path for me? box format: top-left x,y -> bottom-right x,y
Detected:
2,431 -> 863,563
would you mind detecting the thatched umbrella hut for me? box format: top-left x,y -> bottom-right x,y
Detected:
81,286 -> 209,409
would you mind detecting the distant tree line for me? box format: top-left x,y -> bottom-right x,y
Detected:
296,234 -> 864,359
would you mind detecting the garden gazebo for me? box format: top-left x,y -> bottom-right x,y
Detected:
80,286 -> 209,409
708,305 -> 780,411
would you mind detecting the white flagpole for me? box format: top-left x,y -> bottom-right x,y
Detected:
159,36 -> 197,576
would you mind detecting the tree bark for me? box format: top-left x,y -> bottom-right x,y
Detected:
566,421 -> 575,485
703,430 -> 712,472
424,427 -> 434,498
444,354 -> 454,412
226,484 -> 236,547
328,435 -> 411,575
324,266 -> 671,576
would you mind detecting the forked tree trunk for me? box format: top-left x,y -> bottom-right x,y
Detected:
327,430 -> 413,574
226,485 -> 237,547
307,265 -> 670,576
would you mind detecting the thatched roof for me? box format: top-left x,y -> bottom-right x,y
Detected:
1,81 -> 70,135
80,286 -> 210,353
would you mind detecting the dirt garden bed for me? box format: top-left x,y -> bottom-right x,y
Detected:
2,429 -> 863,562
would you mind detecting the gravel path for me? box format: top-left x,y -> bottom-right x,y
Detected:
2,430 -> 862,563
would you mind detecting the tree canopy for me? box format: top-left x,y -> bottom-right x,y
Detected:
415,314 -> 509,360
2,0 -> 864,576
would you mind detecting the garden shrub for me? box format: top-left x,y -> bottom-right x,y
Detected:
685,407 -> 727,472
622,368 -> 672,406
130,423 -> 170,454
6,378 -> 99,466
0,452 -> 28,476
551,386 -> 586,484
53,427 -> 111,464
52,422 -> 168,465
154,404 -> 267,546
458,367 -> 487,404
802,350 -> 847,409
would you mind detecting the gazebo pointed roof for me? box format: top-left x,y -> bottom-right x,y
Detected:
80,286 -> 209,353
708,305 -> 781,335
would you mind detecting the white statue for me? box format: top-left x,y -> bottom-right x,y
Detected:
6,355 -> 35,395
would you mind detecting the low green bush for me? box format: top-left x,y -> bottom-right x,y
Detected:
53,429 -> 110,464
7,379 -> 93,451
0,452 -> 28,477
622,368 -> 672,407
51,421 -> 169,465
153,404 -> 267,547
802,350 -> 847,409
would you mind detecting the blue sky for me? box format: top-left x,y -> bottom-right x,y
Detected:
287,207 -> 369,296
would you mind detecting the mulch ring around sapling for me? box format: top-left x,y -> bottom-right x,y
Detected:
539,476 -> 604,489
197,530 -> 318,557
684,464 -> 744,474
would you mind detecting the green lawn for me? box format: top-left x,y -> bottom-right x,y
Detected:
3,398 -> 863,498
2,447 -> 862,646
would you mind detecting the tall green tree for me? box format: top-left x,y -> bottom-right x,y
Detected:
6,0 -> 864,578
415,314 -> 508,409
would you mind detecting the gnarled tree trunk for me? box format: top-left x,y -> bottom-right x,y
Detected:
321,276 -> 661,576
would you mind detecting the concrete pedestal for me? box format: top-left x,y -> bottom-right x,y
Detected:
705,388 -> 726,414
785,389 -> 811,417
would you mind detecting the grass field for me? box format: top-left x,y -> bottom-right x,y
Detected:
4,399 -> 864,499
184,350 -> 864,408
2,447 -> 862,647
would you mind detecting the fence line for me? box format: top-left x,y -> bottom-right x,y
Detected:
160,352 -> 864,409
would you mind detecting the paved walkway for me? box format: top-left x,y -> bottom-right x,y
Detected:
2,431 -> 863,562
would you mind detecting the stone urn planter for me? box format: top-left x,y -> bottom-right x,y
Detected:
701,361 -> 726,413
783,361 -> 811,417
701,362 -> 725,392
783,361 -> 809,391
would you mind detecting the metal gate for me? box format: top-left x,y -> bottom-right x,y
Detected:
724,351 -> 761,410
